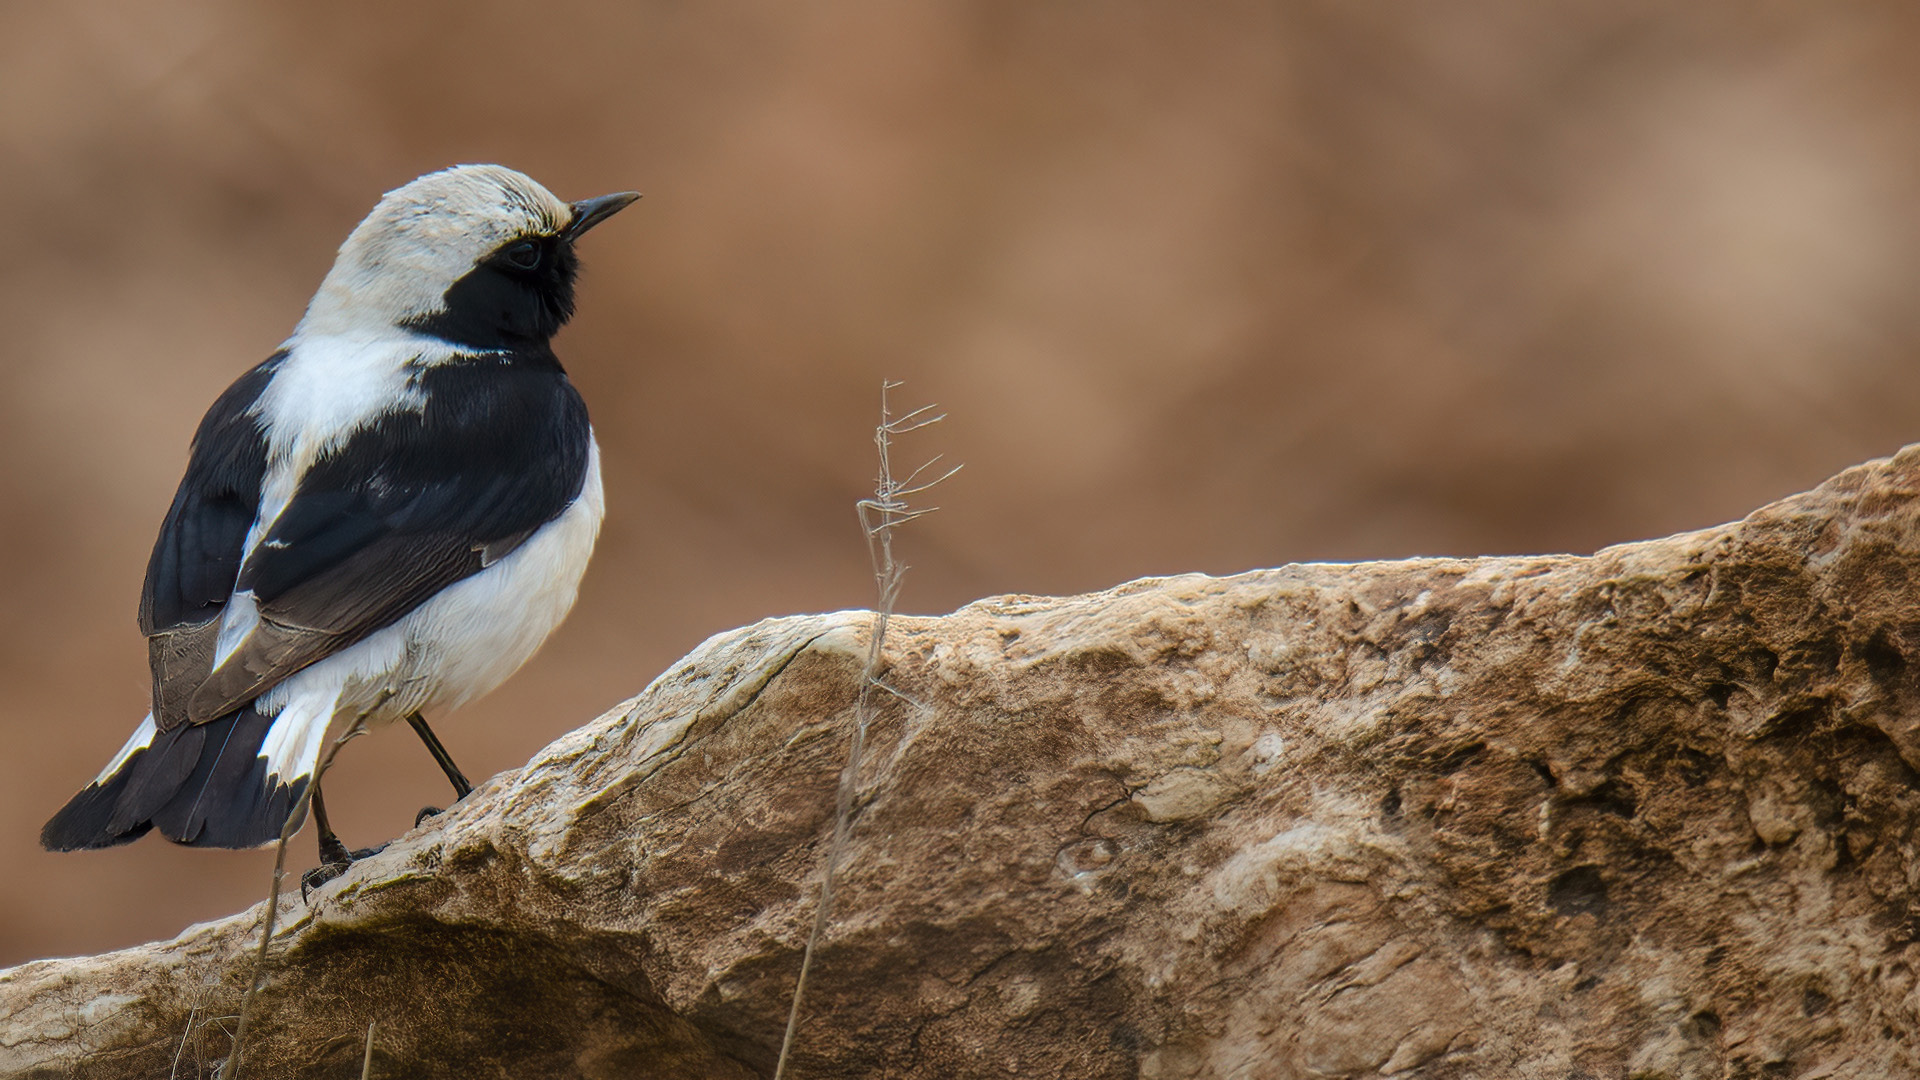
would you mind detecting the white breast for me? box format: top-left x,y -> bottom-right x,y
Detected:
392,435 -> 606,712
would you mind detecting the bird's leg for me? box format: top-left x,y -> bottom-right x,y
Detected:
408,711 -> 472,797
407,712 -> 471,826
301,782 -> 387,900
311,782 -> 350,867
302,783 -> 351,899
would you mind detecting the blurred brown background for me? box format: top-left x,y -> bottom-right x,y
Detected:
5,0 -> 1920,968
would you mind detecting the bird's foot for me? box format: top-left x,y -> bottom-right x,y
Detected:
300,843 -> 388,901
414,805 -> 443,828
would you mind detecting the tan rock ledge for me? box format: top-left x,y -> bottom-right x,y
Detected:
8,448 -> 1920,1079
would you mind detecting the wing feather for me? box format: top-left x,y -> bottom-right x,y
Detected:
185,357 -> 590,722
139,354 -> 282,729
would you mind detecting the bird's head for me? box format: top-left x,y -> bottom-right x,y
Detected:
297,164 -> 639,348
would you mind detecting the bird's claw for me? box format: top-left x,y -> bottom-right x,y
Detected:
414,805 -> 443,827
300,860 -> 349,901
300,843 -> 387,902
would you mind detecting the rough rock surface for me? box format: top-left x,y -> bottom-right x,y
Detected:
10,449 -> 1920,1079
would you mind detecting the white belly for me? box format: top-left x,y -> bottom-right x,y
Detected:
255,438 -> 604,731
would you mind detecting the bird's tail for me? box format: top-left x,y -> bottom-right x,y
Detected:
42,696 -> 333,851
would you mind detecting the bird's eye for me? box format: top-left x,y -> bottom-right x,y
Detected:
502,241 -> 542,270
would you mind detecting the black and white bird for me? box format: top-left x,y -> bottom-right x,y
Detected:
42,165 -> 637,878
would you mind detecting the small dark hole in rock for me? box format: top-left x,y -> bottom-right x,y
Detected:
1765,705 -> 1822,741
1548,865 -> 1609,917
1676,748 -> 1717,788
1802,988 -> 1832,1016
1859,629 -> 1907,682
1802,635 -> 1842,674
1566,779 -> 1637,819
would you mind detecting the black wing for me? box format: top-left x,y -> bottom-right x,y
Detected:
139,354 -> 282,730
186,358 -> 592,722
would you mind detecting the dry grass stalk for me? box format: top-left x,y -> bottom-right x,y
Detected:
772,381 -> 959,1080
222,717 -> 368,1079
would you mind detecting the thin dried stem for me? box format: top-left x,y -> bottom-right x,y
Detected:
897,454 -> 962,496
772,380 -> 957,1080
868,677 -> 926,710
224,717 -> 367,1080
360,1020 -> 377,1080
169,1004 -> 198,1080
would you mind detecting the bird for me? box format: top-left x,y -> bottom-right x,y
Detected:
41,164 -> 637,885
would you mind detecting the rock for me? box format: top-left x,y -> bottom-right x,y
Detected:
9,446 -> 1920,1078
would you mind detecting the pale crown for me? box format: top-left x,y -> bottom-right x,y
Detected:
296,164 -> 572,338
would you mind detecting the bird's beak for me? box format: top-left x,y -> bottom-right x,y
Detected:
565,192 -> 642,241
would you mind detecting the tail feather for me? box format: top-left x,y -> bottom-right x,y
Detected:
105,722 -> 206,835
39,778 -> 154,849
152,708 -> 288,846
43,705 -> 321,851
